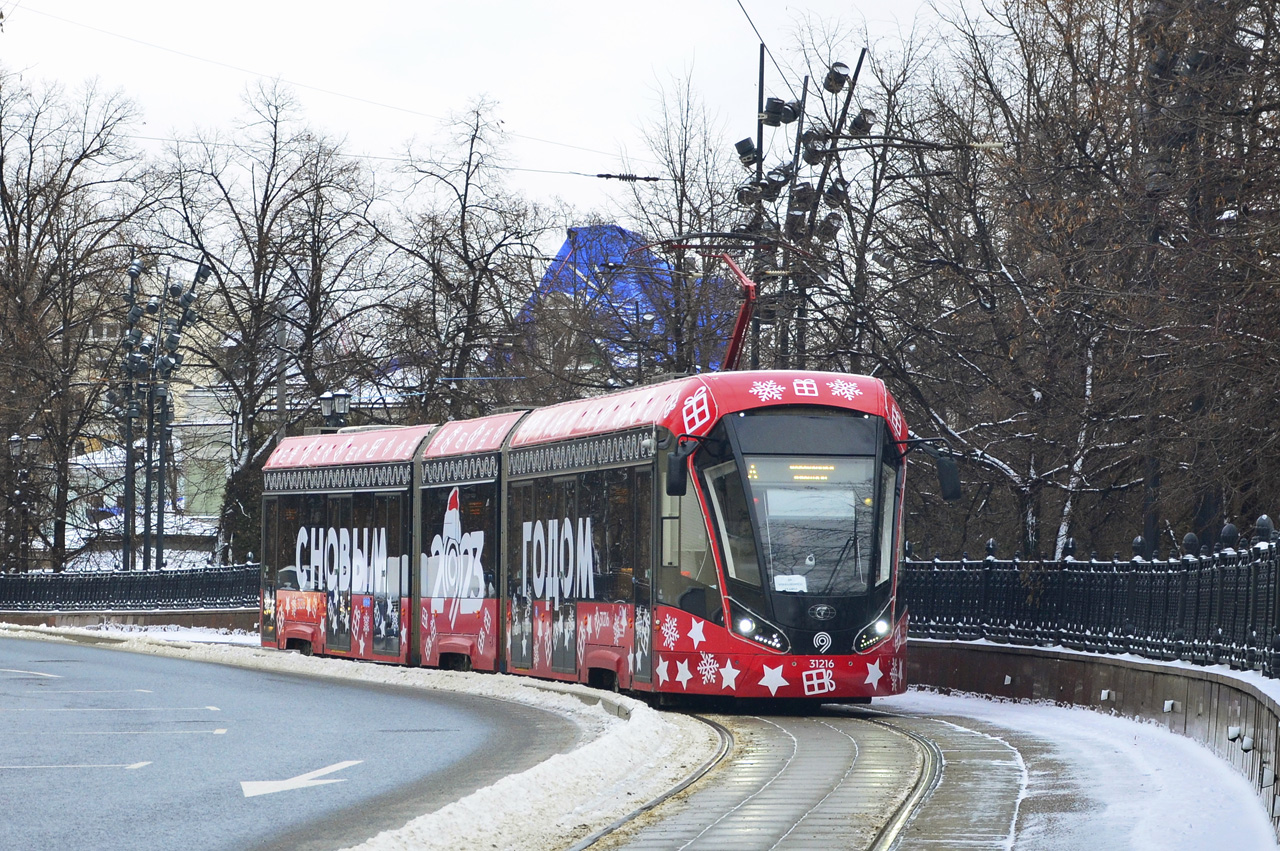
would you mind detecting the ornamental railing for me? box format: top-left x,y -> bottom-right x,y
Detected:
0,564 -> 259,611
901,518 -> 1280,676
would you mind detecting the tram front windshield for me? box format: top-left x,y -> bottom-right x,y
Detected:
745,455 -> 880,596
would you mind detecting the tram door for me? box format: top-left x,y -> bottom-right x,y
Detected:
260,497 -> 278,645
507,482 -> 534,669
371,493 -> 403,657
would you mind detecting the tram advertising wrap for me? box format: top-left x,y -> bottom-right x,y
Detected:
259,371 -> 932,703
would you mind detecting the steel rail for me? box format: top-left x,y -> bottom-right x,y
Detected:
569,714 -> 734,851
862,713 -> 945,851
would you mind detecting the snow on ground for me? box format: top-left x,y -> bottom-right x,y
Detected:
880,688 -> 1279,851
0,622 -> 719,851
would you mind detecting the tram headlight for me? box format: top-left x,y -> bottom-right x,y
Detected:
726,599 -> 790,653
853,608 -> 894,653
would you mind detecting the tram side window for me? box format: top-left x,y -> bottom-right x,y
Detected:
273,497 -> 303,589
659,449 -> 723,622
376,494 -> 407,602
877,460 -> 900,587
702,459 -> 763,588
596,468 -> 635,604
262,497 -> 279,584
578,471 -> 611,600
422,484 -> 497,598
302,493 -> 326,591
507,482 -> 534,600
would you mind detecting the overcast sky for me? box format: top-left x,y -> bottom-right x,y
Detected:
0,1 -> 930,214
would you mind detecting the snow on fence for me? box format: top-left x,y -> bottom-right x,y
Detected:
0,564 -> 259,611
901,516 -> 1280,675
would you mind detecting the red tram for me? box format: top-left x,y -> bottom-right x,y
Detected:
259,369 -> 925,702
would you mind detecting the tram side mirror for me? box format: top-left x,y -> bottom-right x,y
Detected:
919,440 -> 962,502
937,454 -> 962,502
666,440 -> 696,497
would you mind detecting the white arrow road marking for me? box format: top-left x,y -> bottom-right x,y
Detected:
0,668 -> 60,678
240,760 -> 362,798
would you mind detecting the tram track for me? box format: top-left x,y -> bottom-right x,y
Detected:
567,715 -> 735,851
584,706 -> 942,850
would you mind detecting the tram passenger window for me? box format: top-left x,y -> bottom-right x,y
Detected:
302,494 -> 325,591
262,497 -> 277,577
352,494 -> 376,596
506,483 -> 535,601
275,497 -> 301,589
601,468 -> 635,604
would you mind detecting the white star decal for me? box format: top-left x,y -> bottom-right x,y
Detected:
687,618 -> 706,649
656,656 -> 669,686
759,664 -> 789,696
864,659 -> 884,690
676,659 -> 693,690
719,659 -> 740,690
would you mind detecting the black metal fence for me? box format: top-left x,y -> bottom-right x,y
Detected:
0,565 -> 259,611
901,519 -> 1280,676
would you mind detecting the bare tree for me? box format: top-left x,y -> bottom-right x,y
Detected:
369,101 -> 555,420
159,81 -> 382,561
0,70 -> 153,569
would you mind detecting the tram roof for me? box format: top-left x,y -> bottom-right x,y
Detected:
509,370 -> 897,447
261,371 -> 902,472
423,410 -> 527,458
263,423 -> 438,470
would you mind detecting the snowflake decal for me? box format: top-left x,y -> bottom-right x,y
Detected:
827,379 -> 863,400
661,613 -> 681,649
750,380 -> 785,402
698,652 -> 719,684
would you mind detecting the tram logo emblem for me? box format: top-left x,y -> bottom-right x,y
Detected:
802,668 -> 836,696
809,604 -> 836,621
813,631 -> 833,653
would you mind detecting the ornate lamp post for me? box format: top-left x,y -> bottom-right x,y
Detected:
7,433 -> 41,572
319,389 -> 350,432
113,256 -> 205,570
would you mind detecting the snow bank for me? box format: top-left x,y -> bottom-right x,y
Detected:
0,622 -> 719,851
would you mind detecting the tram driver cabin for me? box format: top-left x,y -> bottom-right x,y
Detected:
259,369 -> 927,703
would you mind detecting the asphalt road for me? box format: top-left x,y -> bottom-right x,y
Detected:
0,635 -> 579,851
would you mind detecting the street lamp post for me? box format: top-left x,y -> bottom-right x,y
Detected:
113,257 -> 205,570
319,389 -> 350,432
8,433 -> 41,572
